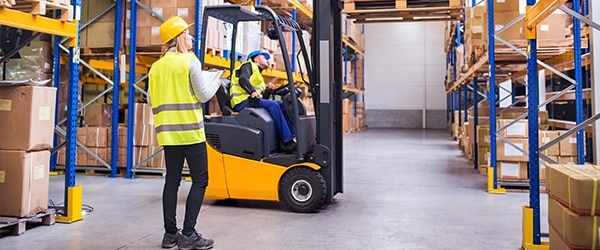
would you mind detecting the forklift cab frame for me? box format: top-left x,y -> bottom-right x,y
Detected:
199,4 -> 312,159
197,3 -> 343,212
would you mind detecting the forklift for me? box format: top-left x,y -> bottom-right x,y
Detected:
198,2 -> 344,212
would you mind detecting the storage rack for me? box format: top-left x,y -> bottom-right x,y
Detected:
0,0 -> 364,222
1,0 -> 82,223
445,0 -> 600,247
45,0 -> 365,178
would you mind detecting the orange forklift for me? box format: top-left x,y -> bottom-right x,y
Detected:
198,3 -> 344,212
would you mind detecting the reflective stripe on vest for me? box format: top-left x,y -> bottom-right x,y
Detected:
230,60 -> 266,108
148,51 -> 206,146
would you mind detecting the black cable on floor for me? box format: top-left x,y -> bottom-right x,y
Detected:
49,199 -> 94,216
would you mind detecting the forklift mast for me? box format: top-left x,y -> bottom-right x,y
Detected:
312,0 -> 344,202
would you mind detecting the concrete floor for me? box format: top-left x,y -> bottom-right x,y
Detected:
2,129 -> 548,249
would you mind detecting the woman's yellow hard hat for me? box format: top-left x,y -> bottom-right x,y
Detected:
159,16 -> 193,44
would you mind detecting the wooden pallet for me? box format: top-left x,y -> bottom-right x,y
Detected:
0,209 -> 55,237
345,6 -> 464,23
207,47 -> 222,58
344,0 -> 462,11
497,179 -> 547,193
5,0 -> 73,21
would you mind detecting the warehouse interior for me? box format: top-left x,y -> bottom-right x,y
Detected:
0,0 -> 598,249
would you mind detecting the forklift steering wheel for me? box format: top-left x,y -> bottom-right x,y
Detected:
273,83 -> 290,96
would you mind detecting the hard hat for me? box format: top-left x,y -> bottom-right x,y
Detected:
159,16 -> 193,44
248,50 -> 271,60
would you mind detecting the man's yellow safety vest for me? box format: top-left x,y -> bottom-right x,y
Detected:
148,52 -> 206,146
230,60 -> 266,108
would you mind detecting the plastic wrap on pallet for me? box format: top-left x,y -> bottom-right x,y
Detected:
0,41 -> 50,81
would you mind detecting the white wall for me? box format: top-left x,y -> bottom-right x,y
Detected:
364,22 -> 447,128
365,22 -> 446,110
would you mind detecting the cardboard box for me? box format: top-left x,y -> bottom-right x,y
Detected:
84,103 -> 112,127
530,12 -> 567,41
134,146 -> 149,167
493,0 -> 521,12
0,86 -> 56,151
77,147 -> 88,166
86,147 -> 108,167
559,131 -> 580,156
539,130 -> 560,156
477,146 -> 490,166
85,22 -> 116,47
497,119 -> 528,138
135,103 -> 153,125
540,156 -> 558,182
497,161 -> 528,180
107,126 -> 128,148
77,128 -> 87,145
497,138 -> 529,162
549,225 -> 575,250
557,156 -> 578,165
85,127 -> 109,148
483,10 -> 524,41
118,147 -> 127,168
0,150 -> 50,217
476,125 -> 490,146
478,165 -> 488,175
147,146 -> 165,168
152,0 -> 177,8
342,98 -> 350,114
546,164 -> 600,215
548,198 -> 600,249
134,124 -> 152,146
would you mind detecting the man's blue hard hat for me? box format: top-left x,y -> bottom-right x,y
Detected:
248,50 -> 271,60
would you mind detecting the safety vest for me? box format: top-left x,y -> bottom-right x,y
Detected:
148,52 -> 206,146
230,60 -> 266,108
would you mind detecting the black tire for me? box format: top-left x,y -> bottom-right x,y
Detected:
279,167 -> 327,213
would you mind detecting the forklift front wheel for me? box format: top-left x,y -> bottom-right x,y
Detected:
279,167 -> 327,213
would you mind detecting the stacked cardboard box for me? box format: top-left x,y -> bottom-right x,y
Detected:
0,86 -> 56,217
465,5 -> 485,64
356,101 -> 365,129
81,0 -> 226,48
342,98 -> 351,133
477,0 -> 569,47
496,119 -> 529,181
80,0 -> 118,47
341,14 -> 364,50
131,103 -> 157,168
342,98 -> 361,133
127,0 -> 200,47
546,164 -> 600,249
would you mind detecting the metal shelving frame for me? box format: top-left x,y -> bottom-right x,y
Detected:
447,0 -> 600,248
48,0 -> 358,179
0,0 -> 83,223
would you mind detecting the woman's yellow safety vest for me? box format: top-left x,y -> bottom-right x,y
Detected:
230,60 -> 265,108
148,52 -> 206,146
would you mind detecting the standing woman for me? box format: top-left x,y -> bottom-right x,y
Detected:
148,16 -> 220,250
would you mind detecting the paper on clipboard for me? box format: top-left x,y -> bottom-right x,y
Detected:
199,70 -> 224,85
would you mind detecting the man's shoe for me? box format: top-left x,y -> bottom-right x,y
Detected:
178,232 -> 214,250
162,232 -> 181,248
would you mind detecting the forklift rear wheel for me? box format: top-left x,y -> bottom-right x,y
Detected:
279,167 -> 326,213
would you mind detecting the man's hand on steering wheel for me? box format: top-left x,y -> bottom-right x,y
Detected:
251,91 -> 263,99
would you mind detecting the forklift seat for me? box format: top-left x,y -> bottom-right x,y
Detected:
215,79 -> 234,116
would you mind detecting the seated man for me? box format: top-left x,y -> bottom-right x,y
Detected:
229,50 -> 296,153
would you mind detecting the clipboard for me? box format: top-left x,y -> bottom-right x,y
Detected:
199,70 -> 225,84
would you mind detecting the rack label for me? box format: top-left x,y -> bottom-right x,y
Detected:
0,99 -> 11,111
0,171 -> 4,183
39,106 -> 51,121
34,165 -> 45,180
